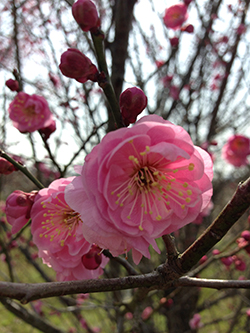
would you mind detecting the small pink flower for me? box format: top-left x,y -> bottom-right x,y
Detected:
5,190 -> 37,234
169,85 -> 180,100
246,309 -> 250,317
237,24 -> 246,35
199,255 -> 207,264
119,87 -> 147,126
163,4 -> 188,30
65,115 -> 213,264
8,92 -> 54,133
155,60 -> 164,68
30,178 -> 108,281
212,249 -> 220,256
189,313 -> 202,329
59,48 -> 98,83
241,230 -> 250,241
222,134 -> 250,167
72,0 -> 100,32
5,79 -> 19,92
233,256 -> 246,271
162,75 -> 173,88
220,256 -> 233,267
141,306 -> 153,320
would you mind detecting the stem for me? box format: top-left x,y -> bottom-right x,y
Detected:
91,30 -> 124,129
0,150 -> 44,190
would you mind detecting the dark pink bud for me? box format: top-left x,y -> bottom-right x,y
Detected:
39,119 -> 56,141
241,230 -> 250,241
72,0 -> 100,32
82,245 -> 102,270
212,249 -> 220,255
0,157 -> 16,175
5,190 -> 38,234
234,256 -> 246,271
169,85 -> 180,100
199,255 -> 207,265
181,24 -> 194,33
119,87 -> 147,126
237,24 -> 246,35
184,0 -> 193,5
59,48 -> 98,83
5,79 -> 19,92
170,37 -> 179,47
220,256 -> 233,267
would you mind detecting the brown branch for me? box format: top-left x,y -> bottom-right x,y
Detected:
177,277 -> 250,290
178,177 -> 250,273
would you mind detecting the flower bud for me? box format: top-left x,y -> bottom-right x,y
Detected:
0,157 -> 16,175
5,79 -> 19,92
5,190 -> 37,234
72,0 -> 100,32
82,245 -> 102,270
39,119 -> 56,141
181,24 -> 194,33
59,48 -> 98,83
119,87 -> 147,126
170,37 -> 179,47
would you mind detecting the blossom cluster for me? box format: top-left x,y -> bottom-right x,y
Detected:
4,0 -> 214,281
5,112 -> 214,278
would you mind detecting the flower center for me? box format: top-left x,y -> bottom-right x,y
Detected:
110,140 -> 199,231
39,195 -> 82,247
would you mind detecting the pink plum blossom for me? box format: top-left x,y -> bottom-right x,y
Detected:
8,92 -> 54,133
65,115 -> 213,264
30,178 -> 108,281
163,4 -> 188,30
222,134 -> 250,167
189,313 -> 202,329
5,190 -> 37,234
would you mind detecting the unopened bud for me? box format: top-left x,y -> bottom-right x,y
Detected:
5,79 -> 19,92
59,48 -> 98,83
119,87 -> 147,126
72,0 -> 100,32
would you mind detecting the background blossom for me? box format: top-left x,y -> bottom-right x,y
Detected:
65,115 -> 213,264
222,134 -> 250,167
8,92 -> 54,133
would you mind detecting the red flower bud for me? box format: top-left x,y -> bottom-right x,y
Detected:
59,48 -> 98,83
72,0 -> 100,32
82,245 -> 102,270
0,157 -> 16,175
181,24 -> 194,33
39,119 -> 56,141
119,87 -> 147,126
5,79 -> 19,92
170,37 -> 179,47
